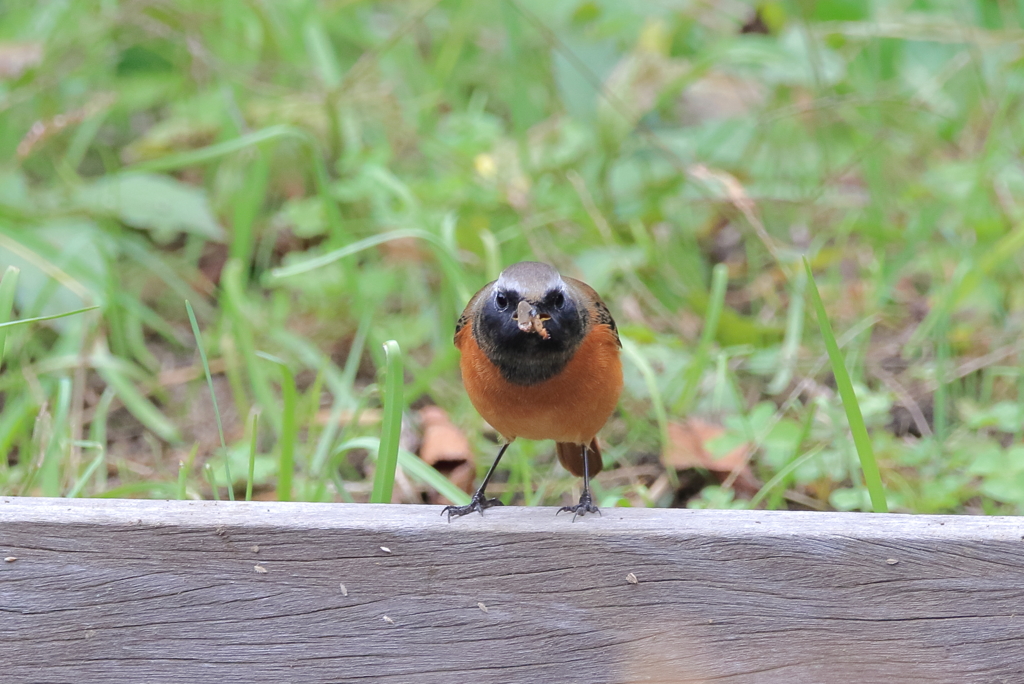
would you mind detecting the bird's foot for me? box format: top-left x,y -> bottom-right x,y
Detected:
441,492 -> 503,522
557,492 -> 601,522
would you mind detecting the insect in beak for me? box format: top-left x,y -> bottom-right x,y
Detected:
513,300 -> 550,339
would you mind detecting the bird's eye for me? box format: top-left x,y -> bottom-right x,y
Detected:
552,291 -> 565,308
495,292 -> 509,310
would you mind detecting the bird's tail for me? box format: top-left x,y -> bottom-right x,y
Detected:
556,438 -> 603,478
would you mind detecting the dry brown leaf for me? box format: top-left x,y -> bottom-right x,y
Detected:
444,461 -> 476,496
663,418 -> 761,496
419,406 -> 471,467
662,418 -> 746,472
418,406 -> 475,503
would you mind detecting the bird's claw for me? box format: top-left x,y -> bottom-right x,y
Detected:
556,493 -> 601,522
441,493 -> 504,522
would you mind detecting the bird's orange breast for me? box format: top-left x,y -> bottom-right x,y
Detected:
456,321 -> 623,446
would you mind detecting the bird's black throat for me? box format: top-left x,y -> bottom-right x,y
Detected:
481,333 -> 579,385
474,308 -> 586,386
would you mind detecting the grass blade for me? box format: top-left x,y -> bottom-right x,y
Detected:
204,463 -> 220,500
620,337 -> 673,487
128,125 -> 343,239
256,352 -> 297,501
177,443 -> 199,501
338,436 -> 470,507
40,377 -> 73,497
222,259 -> 280,432
309,310 -> 371,478
95,362 -> 181,443
804,257 -> 887,513
0,265 -> 20,364
753,402 -> 819,509
371,340 -> 403,504
304,18 -> 343,88
675,263 -> 729,415
933,314 -> 950,445
0,305 -> 99,330
750,445 -> 825,509
909,221 -> 1024,351
269,230 -> 420,279
66,442 -> 106,498
247,411 -> 260,502
0,396 -> 35,471
185,300 -> 231,500
771,401 -> 818,510
279,362 -> 297,502
177,460 -> 188,500
768,266 -> 807,395
130,124 -> 305,172
268,228 -> 471,305
87,387 -> 116,492
229,153 -> 269,267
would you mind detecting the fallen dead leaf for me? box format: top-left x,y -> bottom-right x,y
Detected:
419,406 -> 471,465
442,462 -> 476,497
418,406 -> 475,503
662,418 -> 746,472
662,418 -> 760,495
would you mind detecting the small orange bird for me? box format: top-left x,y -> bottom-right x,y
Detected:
443,261 -> 623,521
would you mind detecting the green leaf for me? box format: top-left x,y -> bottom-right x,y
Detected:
75,172 -> 225,242
0,220 -> 106,318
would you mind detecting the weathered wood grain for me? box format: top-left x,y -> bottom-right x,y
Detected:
1,497 -> 1023,683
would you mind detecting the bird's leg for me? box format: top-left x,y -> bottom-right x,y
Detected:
557,445 -> 601,522
442,442 -> 511,522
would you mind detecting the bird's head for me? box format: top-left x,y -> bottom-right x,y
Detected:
474,261 -> 589,385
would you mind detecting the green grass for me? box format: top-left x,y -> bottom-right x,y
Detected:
186,300 -> 231,498
371,340 -> 403,504
805,257 -> 886,513
2,0 -> 1024,515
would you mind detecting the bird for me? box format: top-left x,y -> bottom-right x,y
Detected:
443,261 -> 623,521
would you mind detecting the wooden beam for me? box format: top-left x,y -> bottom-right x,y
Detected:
2,497 -> 1023,683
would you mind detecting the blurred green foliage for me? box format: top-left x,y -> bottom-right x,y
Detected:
2,0 -> 1024,514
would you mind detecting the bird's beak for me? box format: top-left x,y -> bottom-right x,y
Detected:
514,300 -> 536,332
514,300 -> 550,338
